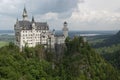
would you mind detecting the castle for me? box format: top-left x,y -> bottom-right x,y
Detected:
14,7 -> 68,51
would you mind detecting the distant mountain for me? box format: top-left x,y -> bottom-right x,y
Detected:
93,30 -> 120,48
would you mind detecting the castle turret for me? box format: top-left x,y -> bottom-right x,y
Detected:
52,29 -> 55,35
22,6 -> 28,20
32,16 -> 36,29
16,18 -> 18,22
62,21 -> 68,38
32,16 -> 35,23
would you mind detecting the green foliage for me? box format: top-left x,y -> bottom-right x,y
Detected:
90,31 -> 120,71
93,31 -> 120,70
0,41 -> 8,48
102,49 -> 120,70
0,38 -> 120,80
63,37 -> 120,80
96,44 -> 120,54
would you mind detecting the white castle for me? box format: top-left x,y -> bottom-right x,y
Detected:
14,7 -> 68,51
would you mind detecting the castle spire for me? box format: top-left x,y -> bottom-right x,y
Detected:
16,18 -> 18,22
32,16 -> 36,29
32,16 -> 35,23
22,6 -> 28,20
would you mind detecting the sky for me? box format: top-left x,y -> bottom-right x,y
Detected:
0,0 -> 120,31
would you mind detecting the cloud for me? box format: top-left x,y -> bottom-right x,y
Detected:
0,0 -> 80,30
83,0 -> 120,11
35,12 -> 58,21
66,3 -> 120,30
70,7 -> 120,23
0,0 -> 23,14
0,0 -> 120,30
24,0 -> 79,15
0,15 -> 15,30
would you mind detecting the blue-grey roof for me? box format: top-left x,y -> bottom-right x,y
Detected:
18,20 -> 49,30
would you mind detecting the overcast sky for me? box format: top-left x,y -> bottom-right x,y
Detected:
0,0 -> 120,31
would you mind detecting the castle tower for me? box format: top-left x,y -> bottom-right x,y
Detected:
22,6 -> 28,20
32,16 -> 35,29
31,16 -> 36,47
52,29 -> 55,35
16,18 -> 18,22
62,21 -> 68,38
32,16 -> 35,23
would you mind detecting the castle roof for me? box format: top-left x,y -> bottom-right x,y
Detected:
18,20 -> 49,30
64,21 -> 67,24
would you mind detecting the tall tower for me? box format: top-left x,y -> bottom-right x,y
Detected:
22,6 -> 28,20
62,21 -> 68,38
32,16 -> 36,29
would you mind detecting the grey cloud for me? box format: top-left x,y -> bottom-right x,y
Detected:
26,0 -> 79,14
57,10 -> 73,19
0,0 -> 80,19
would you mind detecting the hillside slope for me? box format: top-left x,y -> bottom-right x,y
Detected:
102,49 -> 120,70
93,31 -> 120,48
93,31 -> 120,70
0,38 -> 119,80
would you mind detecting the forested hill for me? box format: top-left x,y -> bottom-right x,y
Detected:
94,31 -> 120,71
0,37 -> 120,80
93,30 -> 120,48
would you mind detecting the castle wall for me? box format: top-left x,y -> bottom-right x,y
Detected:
14,7 -> 68,51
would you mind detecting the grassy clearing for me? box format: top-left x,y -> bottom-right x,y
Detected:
0,41 -> 9,48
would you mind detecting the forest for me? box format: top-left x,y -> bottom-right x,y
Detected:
91,31 -> 120,71
0,37 -> 120,80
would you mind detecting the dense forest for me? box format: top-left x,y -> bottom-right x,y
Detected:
92,31 -> 120,71
102,49 -> 120,70
0,37 -> 120,80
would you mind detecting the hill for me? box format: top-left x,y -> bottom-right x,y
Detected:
0,38 -> 120,80
102,49 -> 120,70
93,31 -> 120,48
92,31 -> 120,70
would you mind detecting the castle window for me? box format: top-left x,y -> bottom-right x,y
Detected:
43,36 -> 45,38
